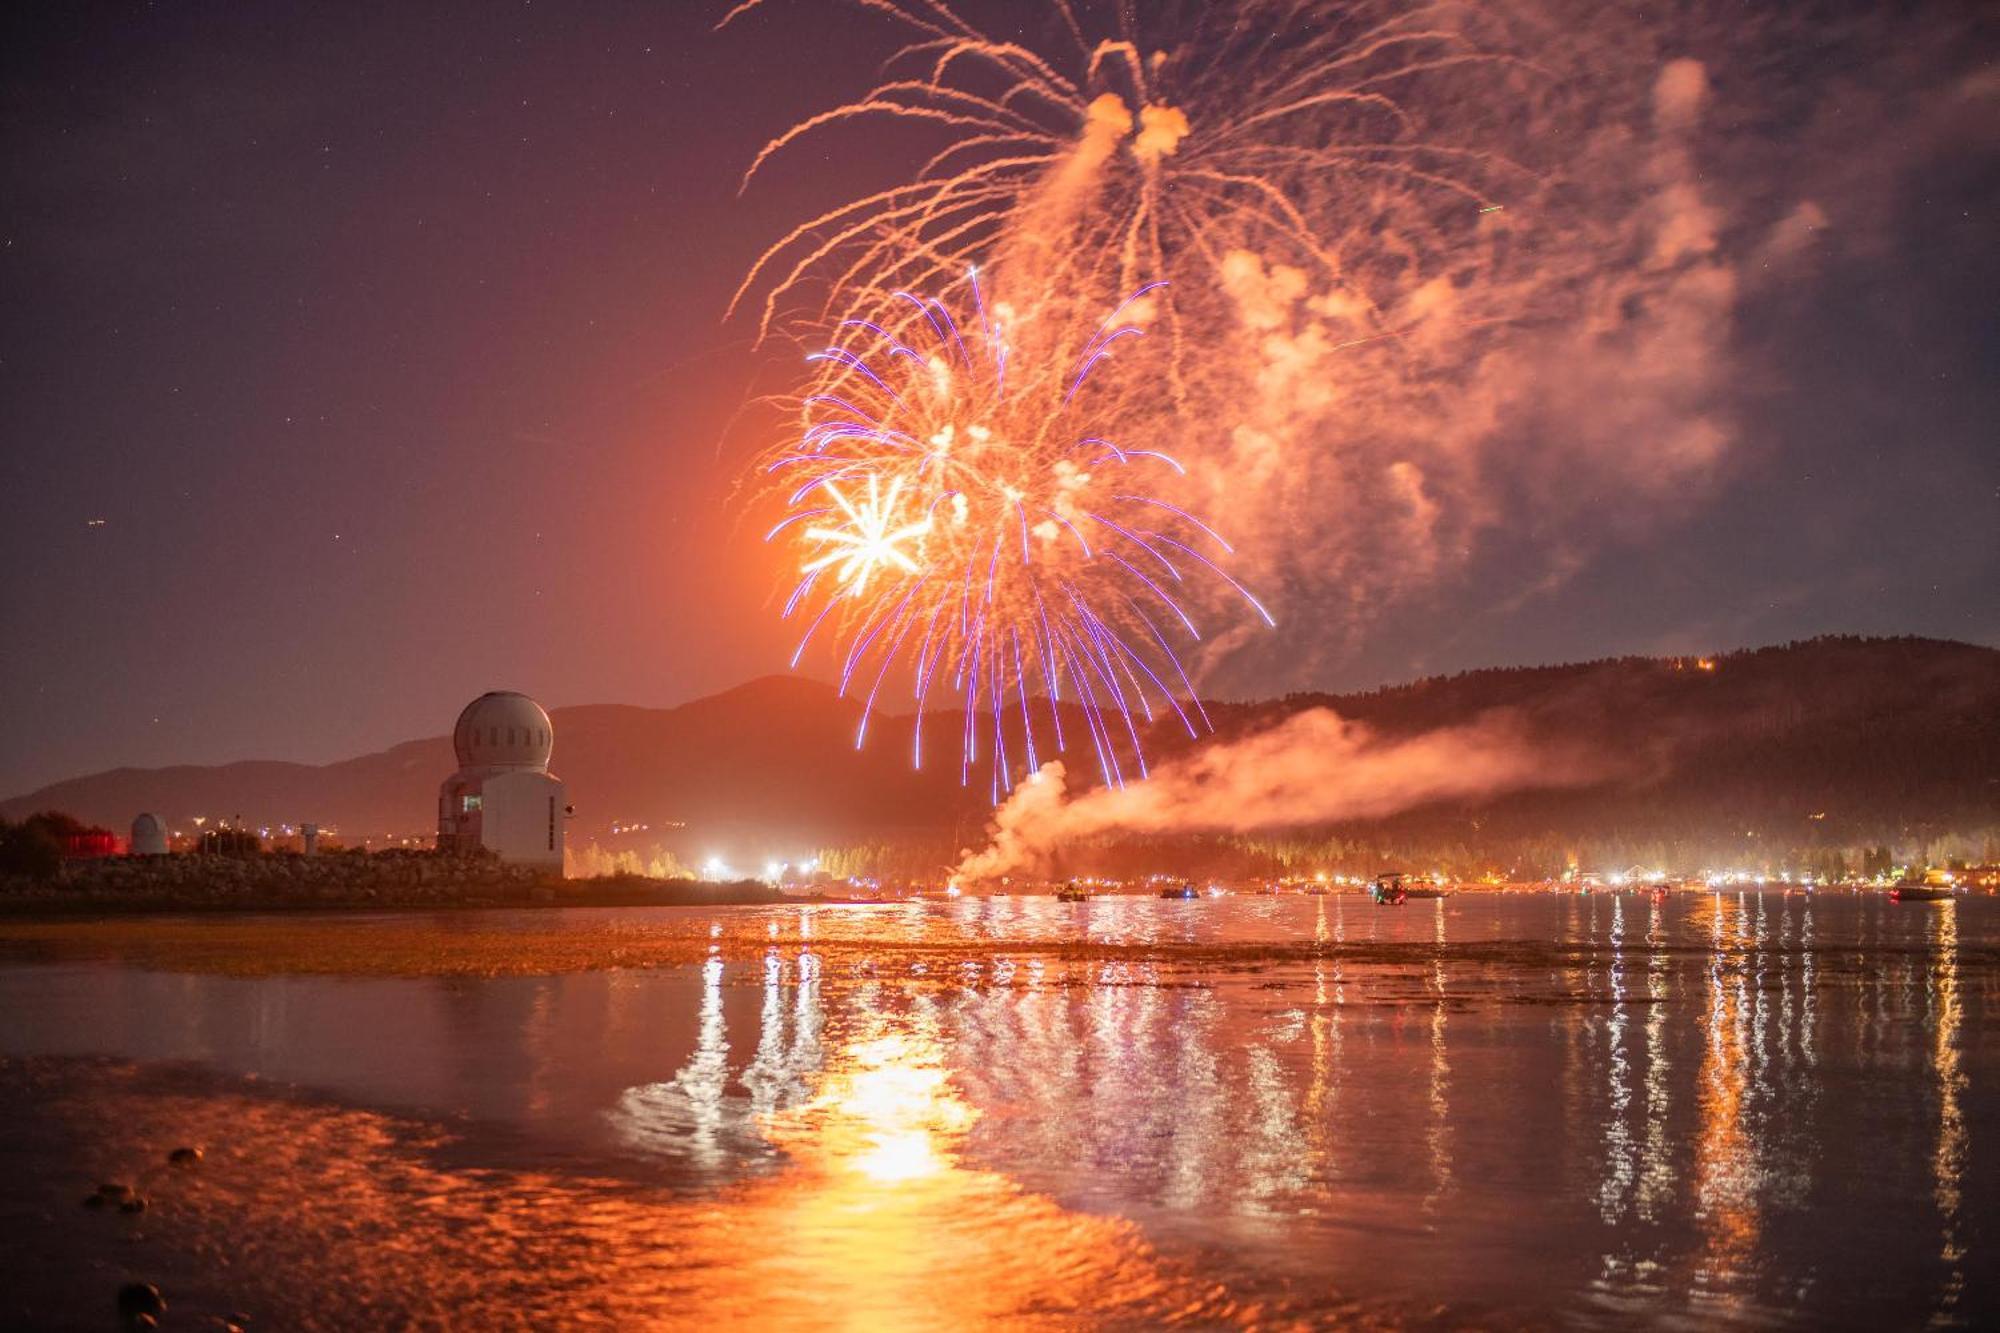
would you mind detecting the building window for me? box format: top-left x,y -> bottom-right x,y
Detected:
463,794 -> 482,812
548,796 -> 556,850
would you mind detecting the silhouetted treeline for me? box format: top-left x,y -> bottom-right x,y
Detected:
0,811 -> 115,879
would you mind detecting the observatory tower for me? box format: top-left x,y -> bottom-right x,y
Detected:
129,813 -> 168,857
437,691 -> 565,870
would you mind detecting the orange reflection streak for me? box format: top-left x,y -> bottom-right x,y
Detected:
1689,893 -> 1759,1301
1307,898 -> 1340,1188
1425,898 -> 1453,1212
678,990 -> 1259,1325
763,1014 -> 975,1184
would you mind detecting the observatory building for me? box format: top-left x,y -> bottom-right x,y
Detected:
437,691 -> 565,869
129,813 -> 168,857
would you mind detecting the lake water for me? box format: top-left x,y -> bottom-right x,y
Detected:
0,890 -> 1991,1328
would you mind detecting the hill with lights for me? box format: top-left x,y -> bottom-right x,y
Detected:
5,636 -> 1995,875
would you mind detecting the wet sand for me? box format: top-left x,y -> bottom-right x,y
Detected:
1,1055 -> 1292,1330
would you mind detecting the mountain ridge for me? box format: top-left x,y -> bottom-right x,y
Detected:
6,636 -> 1995,867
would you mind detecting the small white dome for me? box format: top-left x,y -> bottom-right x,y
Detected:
130,812 -> 168,856
452,692 -> 554,770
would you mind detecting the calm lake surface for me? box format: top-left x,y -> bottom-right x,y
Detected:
0,890 -> 1992,1329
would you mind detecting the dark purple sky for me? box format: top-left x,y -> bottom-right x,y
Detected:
2,0 -> 1994,797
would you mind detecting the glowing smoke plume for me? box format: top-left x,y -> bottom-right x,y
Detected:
954,706 -> 1604,880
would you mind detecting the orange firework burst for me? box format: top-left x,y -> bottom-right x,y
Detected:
722,0 -> 1529,349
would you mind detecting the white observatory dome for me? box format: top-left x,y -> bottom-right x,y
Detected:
130,812 -> 168,857
452,691 -> 554,770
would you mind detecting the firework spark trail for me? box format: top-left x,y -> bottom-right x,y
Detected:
764,274 -> 1271,799
720,0 -> 1531,350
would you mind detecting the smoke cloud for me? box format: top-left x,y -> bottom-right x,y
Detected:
1185,48 -> 1782,681
955,706 -> 1605,881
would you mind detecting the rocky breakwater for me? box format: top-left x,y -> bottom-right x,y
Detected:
0,849 -> 553,913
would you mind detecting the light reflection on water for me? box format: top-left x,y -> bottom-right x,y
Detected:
1691,891 -> 1759,1309
0,891 -> 1993,1328
1934,899 -> 1967,1320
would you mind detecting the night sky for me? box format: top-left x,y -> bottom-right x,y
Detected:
2,0 -> 1994,797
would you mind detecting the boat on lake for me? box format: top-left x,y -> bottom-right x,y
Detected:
1054,882 -> 1093,902
1370,873 -> 1409,906
1158,882 -> 1199,900
1890,878 -> 1956,902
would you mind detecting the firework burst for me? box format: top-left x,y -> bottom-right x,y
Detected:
723,0 -> 1529,351
764,273 -> 1271,798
